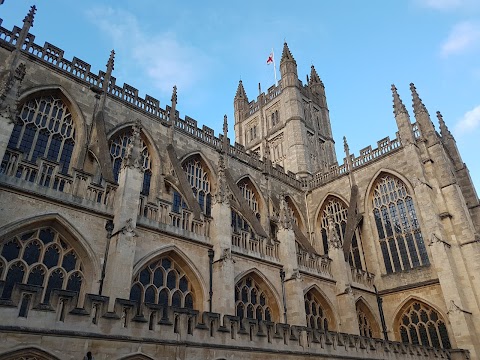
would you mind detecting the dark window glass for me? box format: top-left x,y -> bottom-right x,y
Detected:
2,262 -> 25,299
43,245 -> 60,268
129,283 -> 142,303
1,240 -> 21,262
145,286 -> 156,304
43,269 -> 64,303
66,272 -> 83,293
27,265 -> 45,286
23,241 -> 41,265
62,252 -> 77,272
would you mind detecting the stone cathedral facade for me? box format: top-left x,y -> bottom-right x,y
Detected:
0,6 -> 479,360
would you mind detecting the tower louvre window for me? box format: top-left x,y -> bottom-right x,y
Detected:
3,95 -> 75,174
372,175 -> 429,274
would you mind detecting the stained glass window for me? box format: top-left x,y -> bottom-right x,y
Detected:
319,197 -> 364,269
398,301 -> 451,349
0,227 -> 84,302
130,256 -> 194,309
182,157 -> 212,216
372,175 -> 429,274
3,95 -> 75,174
235,276 -> 272,322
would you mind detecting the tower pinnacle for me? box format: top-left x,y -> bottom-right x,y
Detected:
410,83 -> 429,116
391,84 -> 408,116
309,65 -> 322,86
280,42 -> 295,64
234,80 -> 248,100
437,111 -> 452,139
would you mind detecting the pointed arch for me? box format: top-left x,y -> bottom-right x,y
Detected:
179,150 -> 218,190
132,245 -> 207,310
367,171 -> 429,274
284,195 -> 306,232
315,195 -> 365,269
107,122 -> 160,197
235,175 -> 265,218
303,284 -> 337,331
393,297 -> 451,349
180,152 -> 215,216
6,85 -> 86,173
355,297 -> 381,338
234,268 -> 281,322
118,353 -> 155,360
0,346 -> 61,360
0,213 -> 99,291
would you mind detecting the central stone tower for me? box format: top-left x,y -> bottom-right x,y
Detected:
234,43 -> 337,178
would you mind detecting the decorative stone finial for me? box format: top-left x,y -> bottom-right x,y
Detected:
437,111 -> 452,139
123,119 -> 143,171
410,83 -> 429,116
391,84 -> 408,116
171,85 -> 177,105
343,136 -> 350,156
106,50 -> 115,72
309,65 -> 323,86
23,5 -> 37,27
222,114 -> 229,153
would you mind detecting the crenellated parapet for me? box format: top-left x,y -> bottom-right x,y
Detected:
0,284 -> 466,360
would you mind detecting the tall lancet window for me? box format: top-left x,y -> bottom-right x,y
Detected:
3,95 -> 75,174
182,156 -> 212,216
319,197 -> 365,269
372,175 -> 429,274
109,130 -> 152,196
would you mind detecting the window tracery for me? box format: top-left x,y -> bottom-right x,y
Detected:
357,308 -> 373,337
372,175 -> 429,274
0,227 -> 84,302
235,276 -> 272,321
238,179 -> 259,218
3,95 -> 75,174
109,130 -> 152,196
319,197 -> 364,269
304,290 -> 331,331
398,301 -> 451,349
129,256 -> 194,309
182,157 -> 212,216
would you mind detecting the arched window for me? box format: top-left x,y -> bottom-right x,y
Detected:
357,308 -> 373,337
235,276 -> 273,321
398,301 -> 451,349
231,209 -> 250,234
238,179 -> 259,218
372,175 -> 429,274
130,256 -> 194,309
3,95 -> 75,174
0,227 -> 84,302
304,289 -> 334,331
319,197 -> 364,269
182,156 -> 212,216
109,130 -> 152,196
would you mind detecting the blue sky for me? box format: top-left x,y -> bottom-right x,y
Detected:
2,0 -> 479,192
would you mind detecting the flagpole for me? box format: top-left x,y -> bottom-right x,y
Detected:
272,47 -> 278,86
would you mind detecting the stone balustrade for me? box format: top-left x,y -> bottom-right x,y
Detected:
0,149 -> 116,212
297,248 -> 333,278
350,267 -> 376,289
232,230 -> 280,262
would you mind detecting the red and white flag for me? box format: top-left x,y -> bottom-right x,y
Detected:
266,53 -> 274,65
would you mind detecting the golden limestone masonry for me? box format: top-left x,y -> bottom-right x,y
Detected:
0,6 -> 479,360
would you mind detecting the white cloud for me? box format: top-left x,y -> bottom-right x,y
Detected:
86,7 -> 211,95
440,21 -> 480,57
415,0 -> 477,10
416,0 -> 463,10
455,105 -> 480,135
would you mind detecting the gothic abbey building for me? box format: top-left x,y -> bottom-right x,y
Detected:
0,7 -> 479,360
